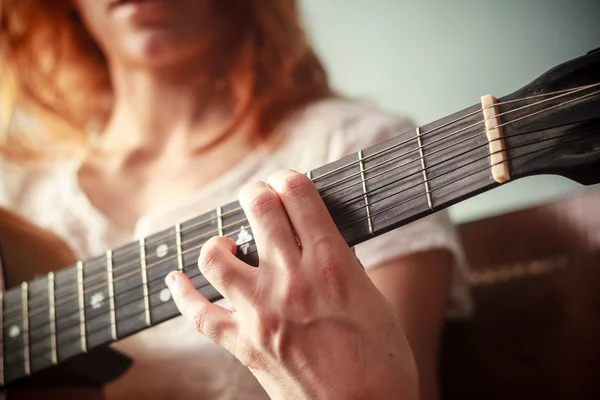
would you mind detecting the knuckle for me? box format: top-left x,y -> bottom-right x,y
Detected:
269,170 -> 312,199
237,337 -> 264,369
279,275 -> 311,308
192,306 -> 209,333
199,242 -> 232,285
191,306 -> 222,343
246,189 -> 279,219
198,240 -> 222,272
174,284 -> 192,305
312,236 -> 344,280
256,311 -> 282,346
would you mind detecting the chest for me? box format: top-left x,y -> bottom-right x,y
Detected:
78,147 -> 250,233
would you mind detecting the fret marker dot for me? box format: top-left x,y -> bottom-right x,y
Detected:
156,244 -> 168,258
90,292 -> 105,310
236,226 -> 253,255
160,288 -> 172,302
8,325 -> 20,339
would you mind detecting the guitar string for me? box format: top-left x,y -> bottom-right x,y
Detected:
185,130 -> 599,286
5,90 -> 600,346
92,123 -> 598,333
5,126 -> 531,332
326,95 -> 600,211
8,117 -> 596,348
10,131 -> 583,360
47,86 -> 600,300
69,83 -> 599,278
11,128 -> 596,364
6,87 -> 600,302
2,86 -> 598,322
73,82 -> 600,275
303,83 -> 599,186
11,83 -> 597,312
30,82 -> 595,290
319,83 -> 600,198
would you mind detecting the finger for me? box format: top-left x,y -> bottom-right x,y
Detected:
166,271 -> 236,348
238,180 -> 301,265
266,169 -> 346,250
199,236 -> 256,307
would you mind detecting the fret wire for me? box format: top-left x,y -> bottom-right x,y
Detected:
21,282 -> 30,376
176,223 -> 184,271
217,207 -> 224,237
30,85 -> 599,306
0,135 -> 548,332
9,86 -> 596,328
357,150 -> 374,236
322,112 -> 572,216
48,272 -> 57,364
321,86 -> 597,201
27,136 -> 583,366
76,261 -> 87,353
8,87 -> 596,368
0,291 -> 4,386
336,132 -> 584,231
17,83 -> 582,314
106,250 -> 117,341
3,130 -> 592,370
415,127 -> 433,210
139,238 -> 152,327
246,145 -> 568,264
55,127 -> 583,337
0,125 -> 576,332
25,135 -> 580,365
84,86 -> 596,286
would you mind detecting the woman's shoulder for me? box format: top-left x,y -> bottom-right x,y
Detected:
296,97 -> 413,126
284,97 -> 416,161
0,156 -> 73,211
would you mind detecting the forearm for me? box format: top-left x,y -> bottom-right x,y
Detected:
367,249 -> 454,400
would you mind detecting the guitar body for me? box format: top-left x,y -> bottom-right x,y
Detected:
0,208 -> 131,399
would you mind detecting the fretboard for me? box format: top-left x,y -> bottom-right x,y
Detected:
3,45 -> 599,384
0,101 -> 498,385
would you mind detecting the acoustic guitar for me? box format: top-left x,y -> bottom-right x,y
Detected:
1,49 -> 599,398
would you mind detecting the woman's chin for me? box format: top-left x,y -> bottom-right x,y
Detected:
110,0 -> 181,26
118,31 -> 207,70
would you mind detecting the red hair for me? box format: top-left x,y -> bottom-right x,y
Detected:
0,0 -> 331,160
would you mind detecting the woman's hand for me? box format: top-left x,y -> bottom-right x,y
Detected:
165,170 -> 419,400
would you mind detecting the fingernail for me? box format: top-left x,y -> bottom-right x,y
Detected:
165,271 -> 177,287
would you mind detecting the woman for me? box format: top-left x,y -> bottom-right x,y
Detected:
0,0 -> 470,399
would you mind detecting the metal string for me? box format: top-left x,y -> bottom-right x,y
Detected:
11,125 -> 596,365
8,112 -> 598,350
39,82 -> 600,290
2,86 -> 598,324
9,82 -> 597,316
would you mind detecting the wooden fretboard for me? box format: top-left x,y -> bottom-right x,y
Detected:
2,47 -> 600,386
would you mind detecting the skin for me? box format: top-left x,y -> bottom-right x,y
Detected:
70,1 -> 456,398
166,170 -> 420,400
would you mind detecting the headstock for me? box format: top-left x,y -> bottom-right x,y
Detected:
498,49 -> 600,186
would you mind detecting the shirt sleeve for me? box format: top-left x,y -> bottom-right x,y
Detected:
325,100 -> 473,318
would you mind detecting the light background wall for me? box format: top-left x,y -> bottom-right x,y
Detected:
300,0 -> 600,224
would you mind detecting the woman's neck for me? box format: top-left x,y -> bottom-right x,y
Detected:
99,57 -> 232,156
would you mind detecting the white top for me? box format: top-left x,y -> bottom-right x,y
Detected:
0,98 -> 471,399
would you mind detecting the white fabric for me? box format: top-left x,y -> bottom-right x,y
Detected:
0,98 -> 472,399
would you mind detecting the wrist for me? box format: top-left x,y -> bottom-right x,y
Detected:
351,363 -> 420,400
259,355 -> 419,400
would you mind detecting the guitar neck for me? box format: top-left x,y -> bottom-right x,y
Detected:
2,49 -> 600,387
0,103 -> 497,386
